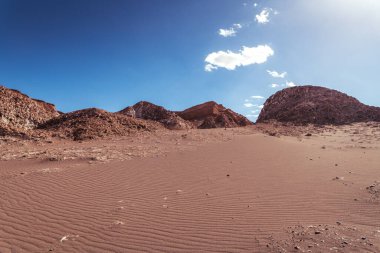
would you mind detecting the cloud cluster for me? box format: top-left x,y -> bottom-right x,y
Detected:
286,81 -> 296,87
271,83 -> 279,88
255,8 -> 271,24
244,95 -> 265,118
267,70 -> 287,78
245,104 -> 264,118
218,24 -> 242,37
205,45 -> 274,71
270,81 -> 297,88
244,103 -> 264,109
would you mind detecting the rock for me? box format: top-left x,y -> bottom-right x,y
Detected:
118,106 -> 136,118
177,101 -> 253,129
257,86 -> 380,125
0,85 -> 60,137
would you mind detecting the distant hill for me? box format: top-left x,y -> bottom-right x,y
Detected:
119,101 -> 193,130
177,101 -> 253,128
0,85 -> 254,139
257,85 -> 380,125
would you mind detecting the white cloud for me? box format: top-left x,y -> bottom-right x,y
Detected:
205,64 -> 217,72
255,8 -> 271,24
219,28 -> 236,37
218,24 -> 242,37
271,83 -> 279,88
286,81 -> 296,87
244,103 -> 264,109
267,70 -> 287,78
254,3 -> 258,7
233,23 -> 242,29
270,81 -> 297,88
205,45 -> 274,71
251,95 -> 264,99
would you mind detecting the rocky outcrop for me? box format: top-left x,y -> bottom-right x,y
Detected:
0,86 -> 60,136
119,106 -> 136,118
119,101 -> 193,130
257,85 -> 380,125
177,101 -> 253,128
39,108 -> 162,141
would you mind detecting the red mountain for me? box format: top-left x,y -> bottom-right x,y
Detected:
177,101 -> 253,128
119,101 -> 194,130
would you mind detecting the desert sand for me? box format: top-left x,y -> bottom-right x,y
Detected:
1,123 -> 380,252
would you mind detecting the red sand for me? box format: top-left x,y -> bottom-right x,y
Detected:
1,124 -> 380,252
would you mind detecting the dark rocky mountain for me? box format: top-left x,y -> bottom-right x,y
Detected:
39,108 -> 162,141
177,101 -> 253,128
119,101 -> 194,130
0,85 -> 59,136
257,85 -> 380,125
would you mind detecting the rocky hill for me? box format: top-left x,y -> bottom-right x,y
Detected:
177,101 -> 253,128
119,101 -> 193,130
39,108 -> 162,141
257,86 -> 380,125
0,85 -> 59,136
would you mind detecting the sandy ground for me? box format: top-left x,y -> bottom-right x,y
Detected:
0,123 -> 380,252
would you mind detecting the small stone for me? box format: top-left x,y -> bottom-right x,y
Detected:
305,133 -> 312,137
315,231 -> 321,235
226,174 -> 230,177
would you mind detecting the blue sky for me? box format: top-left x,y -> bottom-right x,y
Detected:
1,0 -> 379,120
